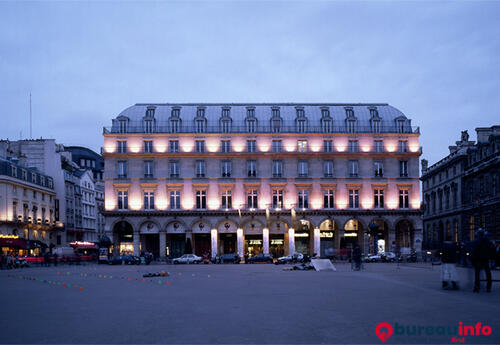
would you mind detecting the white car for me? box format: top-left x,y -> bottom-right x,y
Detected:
276,253 -> 304,264
172,254 -> 202,264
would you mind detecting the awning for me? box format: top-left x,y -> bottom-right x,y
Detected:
0,237 -> 27,248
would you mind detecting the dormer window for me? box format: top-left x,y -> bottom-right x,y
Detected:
320,107 -> 332,133
144,119 -> 154,133
118,119 -> 128,133
345,107 -> 356,133
397,119 -> 405,133
145,107 -> 155,118
369,107 -> 381,134
270,107 -> 282,133
246,107 -> 257,133
170,107 -> 181,133
220,107 -> 232,133
195,107 -> 207,133
295,107 -> 307,133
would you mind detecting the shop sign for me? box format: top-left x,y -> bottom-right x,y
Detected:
271,239 -> 284,245
294,233 -> 309,237
344,232 -> 358,237
320,232 -> 333,238
249,240 -> 262,245
70,241 -> 95,247
0,234 -> 19,239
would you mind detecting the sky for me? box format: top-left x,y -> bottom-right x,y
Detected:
1,0 -> 499,166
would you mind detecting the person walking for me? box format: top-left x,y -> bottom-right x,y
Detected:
53,253 -> 58,267
440,237 -> 459,290
471,229 -> 494,293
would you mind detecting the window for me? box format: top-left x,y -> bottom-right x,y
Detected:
247,189 -> 258,209
118,120 -> 127,133
298,190 -> 309,209
247,160 -> 257,177
321,119 -> 332,133
374,140 -> 383,153
195,140 -> 205,153
349,189 -> 360,208
118,191 -> 128,210
372,120 -> 381,133
374,161 -> 384,177
323,140 -> 333,153
246,119 -> 257,133
31,173 -> 36,183
11,165 -> 17,177
170,119 -> 180,133
169,140 -> 179,153
144,119 -> 154,133
22,170 -> 27,180
272,190 -> 283,209
196,190 -> 207,209
221,140 -> 231,153
169,161 -> 179,178
247,140 -> 256,153
397,120 -> 405,133
324,160 -> 334,177
349,160 -> 359,177
221,160 -> 231,177
297,140 -> 307,152
374,189 -> 384,208
399,189 -> 409,208
144,161 -> 153,178
144,140 -> 153,153
272,160 -> 283,178
272,140 -> 282,153
221,120 -> 231,133
348,140 -> 358,152
271,107 -> 281,133
398,140 -> 408,153
144,191 -> 154,210
298,160 -> 308,177
221,190 -> 232,209
170,191 -> 180,209
347,120 -> 356,133
196,160 -> 206,178
399,160 -> 409,177
117,161 -> 127,178
324,189 -> 335,209
117,141 -> 127,153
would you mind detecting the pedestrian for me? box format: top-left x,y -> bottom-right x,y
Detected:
471,229 -> 494,293
0,253 -> 4,270
352,244 -> 362,271
244,253 -> 249,264
440,237 -> 459,290
53,252 -> 58,267
44,251 -> 50,267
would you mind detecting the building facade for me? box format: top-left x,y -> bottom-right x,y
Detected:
103,103 -> 422,259
0,157 -> 57,255
421,126 -> 500,249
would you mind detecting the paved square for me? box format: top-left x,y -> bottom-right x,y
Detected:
1,263 -> 499,344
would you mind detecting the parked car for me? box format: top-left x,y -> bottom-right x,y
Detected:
381,252 -> 397,262
173,254 -> 202,264
220,253 -> 240,264
247,253 -> 273,264
366,254 -> 382,262
276,253 -> 304,265
108,256 -> 124,265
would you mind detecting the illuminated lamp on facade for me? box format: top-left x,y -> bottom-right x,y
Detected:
336,199 -> 348,209
182,198 -> 194,210
361,145 -> 371,152
311,198 -> 322,209
387,199 -> 398,209
155,144 -> 167,153
129,198 -> 142,210
129,145 -> 141,153
105,199 -> 116,211
411,198 -> 421,209
284,144 -> 296,152
409,144 -> 420,152
156,197 -> 168,210
232,143 -> 245,152
361,198 -> 374,209
385,143 -> 397,152
335,144 -> 346,152
181,142 -> 194,152
258,142 -> 270,152
208,199 -> 219,210
104,143 -> 116,153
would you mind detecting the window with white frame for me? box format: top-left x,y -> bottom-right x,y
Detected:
118,120 -> 127,133
117,141 -> 127,153
324,160 -> 334,177
246,118 -> 257,133
374,189 -> 384,208
298,189 -> 309,209
117,191 -> 128,210
170,119 -> 180,133
323,140 -> 333,153
247,189 -> 258,209
399,160 -> 409,177
247,160 -> 257,177
169,140 -> 179,153
221,140 -> 231,153
374,140 -> 383,153
221,160 -> 231,177
144,191 -> 154,210
398,140 -> 408,152
397,120 -> 405,133
323,189 -> 335,208
196,160 -> 206,178
144,140 -> 153,153
374,161 -> 384,177
196,190 -> 207,209
169,161 -> 179,178
11,165 -> 17,178
272,140 -> 282,153
372,120 -> 381,133
144,161 -> 153,178
349,160 -> 359,177
221,190 -> 232,209
272,160 -> 283,178
195,140 -> 205,153
272,190 -> 283,209
170,190 -> 180,209
298,160 -> 308,177
349,189 -> 359,208
144,119 -> 154,133
118,161 -> 127,178
247,140 -> 256,153
399,189 -> 409,208
348,140 -> 358,152
297,140 -> 307,152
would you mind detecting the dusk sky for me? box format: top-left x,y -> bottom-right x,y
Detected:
1,1 -> 499,166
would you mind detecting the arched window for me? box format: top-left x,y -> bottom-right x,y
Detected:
295,107 -> 307,133
270,107 -> 282,133
220,107 -> 232,133
195,107 -> 207,133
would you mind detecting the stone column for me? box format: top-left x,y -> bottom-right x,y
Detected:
133,231 -> 140,256
237,228 -> 244,258
211,229 -> 218,259
288,228 -> 295,255
313,228 -> 320,257
263,228 -> 269,255
159,231 -> 166,259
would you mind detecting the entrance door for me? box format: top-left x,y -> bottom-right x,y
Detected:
269,235 -> 285,258
144,234 -> 159,258
244,234 -> 263,257
194,234 -> 211,257
220,233 -> 236,254
169,234 -> 185,258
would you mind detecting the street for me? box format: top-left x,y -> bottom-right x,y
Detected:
1,263 -> 499,344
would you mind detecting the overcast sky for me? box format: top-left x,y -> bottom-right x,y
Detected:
1,1 -> 499,166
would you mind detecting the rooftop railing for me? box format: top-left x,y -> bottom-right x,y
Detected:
103,124 -> 420,135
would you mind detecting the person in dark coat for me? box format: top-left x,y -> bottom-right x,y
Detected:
44,252 -> 50,267
440,237 -> 459,290
352,244 -> 362,271
471,229 -> 494,293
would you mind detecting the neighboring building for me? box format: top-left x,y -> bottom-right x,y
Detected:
421,126 -> 500,249
103,103 -> 422,259
0,157 -> 57,255
75,169 -> 97,242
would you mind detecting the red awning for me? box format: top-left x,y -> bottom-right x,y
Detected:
0,238 -> 27,248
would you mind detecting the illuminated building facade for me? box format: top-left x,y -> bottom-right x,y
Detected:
103,103 -> 422,259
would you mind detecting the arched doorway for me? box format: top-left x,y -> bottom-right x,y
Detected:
395,219 -> 414,250
294,219 -> 313,255
319,219 -> 336,257
342,219 -> 363,249
112,221 -> 134,255
139,221 -> 160,258
368,219 -> 389,254
268,219 -> 288,257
